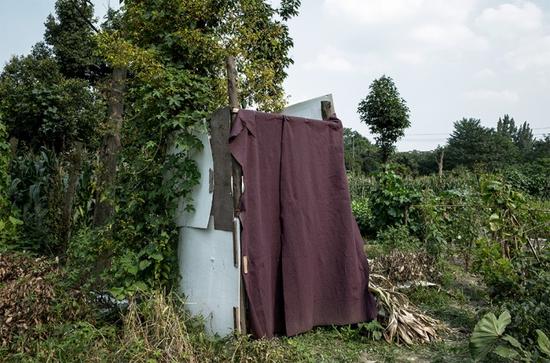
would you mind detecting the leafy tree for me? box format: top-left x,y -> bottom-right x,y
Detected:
393,150 -> 438,176
514,121 -> 534,156
343,128 -> 379,174
0,43 -> 103,153
44,0 -> 106,82
446,118 -> 524,170
497,114 -> 517,139
446,118 -> 494,170
357,75 -> 410,163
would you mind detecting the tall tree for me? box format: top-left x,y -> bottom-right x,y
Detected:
514,121 -> 534,156
357,75 -> 410,163
0,43 -> 103,153
446,118 -> 493,169
44,0 -> 105,82
446,118 -> 521,170
496,114 -> 517,139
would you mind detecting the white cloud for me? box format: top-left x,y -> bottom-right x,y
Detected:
473,68 -> 496,79
504,35 -> 550,71
410,24 -> 487,52
324,0 -> 478,26
394,51 -> 425,66
464,89 -> 519,103
323,0 -> 423,25
475,2 -> 543,39
303,51 -> 354,72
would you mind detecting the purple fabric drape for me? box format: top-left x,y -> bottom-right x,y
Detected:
230,110 -> 377,338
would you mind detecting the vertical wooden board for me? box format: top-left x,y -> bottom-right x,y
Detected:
209,107 -> 234,231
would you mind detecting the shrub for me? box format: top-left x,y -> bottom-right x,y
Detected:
373,224 -> 421,252
351,198 -> 372,236
0,121 -> 20,247
369,168 -> 421,232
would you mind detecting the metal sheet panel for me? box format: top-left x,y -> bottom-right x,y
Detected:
178,218 -> 240,336
175,132 -> 213,229
282,94 -> 334,120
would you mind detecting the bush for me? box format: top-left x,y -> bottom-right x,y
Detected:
351,198 -> 371,236
0,121 -> 20,247
7,149 -> 64,253
369,168 -> 421,232
373,224 -> 421,252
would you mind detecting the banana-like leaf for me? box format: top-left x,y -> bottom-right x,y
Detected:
470,310 -> 511,361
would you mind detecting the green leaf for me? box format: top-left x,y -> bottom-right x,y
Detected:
537,330 -> 550,357
502,335 -> 522,349
139,259 -> 152,270
8,216 -> 23,225
493,345 -> 519,359
470,310 -> 511,361
126,264 -> 138,275
150,253 -> 163,262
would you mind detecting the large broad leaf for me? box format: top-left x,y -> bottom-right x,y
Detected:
537,330 -> 550,357
470,310 -> 511,361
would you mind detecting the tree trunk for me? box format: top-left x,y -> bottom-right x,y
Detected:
436,149 -> 445,179
93,67 -> 126,227
61,142 -> 83,251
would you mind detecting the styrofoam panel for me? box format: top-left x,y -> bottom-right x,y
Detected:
175,132 -> 213,229
178,218 -> 239,336
282,94 -> 334,120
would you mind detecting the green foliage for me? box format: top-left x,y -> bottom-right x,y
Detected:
0,121 -> 20,246
343,128 -> 379,174
351,198 -> 371,236
44,0 -> 105,82
502,160 -> 550,199
0,44 -> 104,152
373,224 -> 421,252
73,0 -> 301,295
497,250 -> 550,348
357,75 -> 410,162
7,149 -> 67,253
393,150 -> 438,176
470,310 -> 550,362
369,168 -> 421,232
470,310 -> 513,361
445,116 -> 541,172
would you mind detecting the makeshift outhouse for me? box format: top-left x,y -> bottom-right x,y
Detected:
177,95 -> 335,336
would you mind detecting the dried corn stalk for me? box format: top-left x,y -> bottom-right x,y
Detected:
371,251 -> 440,283
369,274 -> 450,345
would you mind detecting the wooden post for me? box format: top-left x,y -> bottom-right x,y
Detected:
321,100 -> 334,120
226,55 -> 247,334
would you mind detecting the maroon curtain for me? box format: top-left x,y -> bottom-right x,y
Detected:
230,110 -> 377,338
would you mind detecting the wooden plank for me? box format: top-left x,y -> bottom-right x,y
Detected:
209,107 -> 233,231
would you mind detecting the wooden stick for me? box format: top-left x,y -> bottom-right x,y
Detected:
226,55 -> 247,334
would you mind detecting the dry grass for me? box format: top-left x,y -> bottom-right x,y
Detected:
120,291 -> 197,362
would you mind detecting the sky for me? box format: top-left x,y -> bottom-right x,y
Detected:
1,0 -> 549,151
